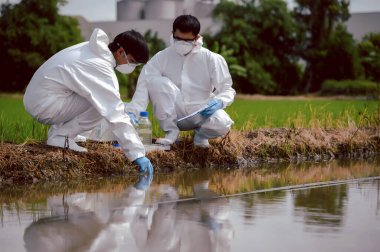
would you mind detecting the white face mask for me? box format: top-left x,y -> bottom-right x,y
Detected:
173,41 -> 194,56
116,64 -> 136,74
115,51 -> 138,74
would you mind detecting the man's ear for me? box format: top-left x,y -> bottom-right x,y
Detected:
116,47 -> 125,57
113,47 -> 126,65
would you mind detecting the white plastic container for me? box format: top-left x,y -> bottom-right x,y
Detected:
138,111 -> 152,145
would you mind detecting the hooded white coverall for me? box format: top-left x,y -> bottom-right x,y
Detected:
124,36 -> 236,142
23,28 -> 144,161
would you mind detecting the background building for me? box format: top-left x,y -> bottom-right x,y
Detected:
345,12 -> 380,40
76,1 -> 380,45
116,0 -> 220,20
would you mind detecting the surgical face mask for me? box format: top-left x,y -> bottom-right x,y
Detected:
115,52 -> 139,74
174,41 -> 195,56
116,63 -> 136,74
170,34 -> 195,56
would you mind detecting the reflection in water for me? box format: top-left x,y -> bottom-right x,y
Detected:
19,179 -> 380,252
0,159 -> 380,252
1,159 -> 379,204
174,181 -> 233,252
208,158 -> 380,195
24,174 -> 153,252
294,185 -> 347,228
240,190 -> 287,223
22,178 -> 233,252
230,180 -> 380,252
24,213 -> 103,251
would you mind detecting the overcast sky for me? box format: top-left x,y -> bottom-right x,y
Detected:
1,0 -> 379,22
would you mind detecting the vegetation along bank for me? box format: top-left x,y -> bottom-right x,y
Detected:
1,127 -> 378,185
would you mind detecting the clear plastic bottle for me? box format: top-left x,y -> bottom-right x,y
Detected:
138,111 -> 152,146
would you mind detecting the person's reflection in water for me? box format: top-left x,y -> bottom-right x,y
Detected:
23,213 -> 104,252
147,181 -> 233,252
177,181 -> 234,252
145,185 -> 180,251
89,173 -> 153,252
23,177 -> 234,252
23,174 -> 153,252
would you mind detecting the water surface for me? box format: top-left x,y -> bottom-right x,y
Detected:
1,159 -> 379,251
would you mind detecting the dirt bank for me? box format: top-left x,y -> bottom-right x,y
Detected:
1,127 -> 379,185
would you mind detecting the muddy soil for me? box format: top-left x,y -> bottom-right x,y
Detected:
1,128 -> 378,185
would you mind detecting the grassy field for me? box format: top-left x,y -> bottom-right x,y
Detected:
226,98 -> 378,129
0,94 -> 377,144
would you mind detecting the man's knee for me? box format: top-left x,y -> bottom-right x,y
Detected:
213,111 -> 233,135
148,76 -> 182,120
200,110 -> 233,138
148,76 -> 177,94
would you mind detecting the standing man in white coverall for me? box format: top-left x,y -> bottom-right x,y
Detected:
125,15 -> 236,147
23,28 -> 153,173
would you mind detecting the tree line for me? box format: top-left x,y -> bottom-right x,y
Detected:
0,0 -> 379,95
206,0 -> 380,95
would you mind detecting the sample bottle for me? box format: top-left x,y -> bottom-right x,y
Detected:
138,111 -> 152,145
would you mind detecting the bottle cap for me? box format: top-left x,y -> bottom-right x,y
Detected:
140,111 -> 148,117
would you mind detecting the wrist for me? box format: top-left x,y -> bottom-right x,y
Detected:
215,99 -> 224,109
134,156 -> 144,163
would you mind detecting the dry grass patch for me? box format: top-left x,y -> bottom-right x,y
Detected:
0,127 -> 378,185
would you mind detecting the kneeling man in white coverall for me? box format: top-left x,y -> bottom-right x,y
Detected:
23,28 -> 153,173
125,15 -> 236,147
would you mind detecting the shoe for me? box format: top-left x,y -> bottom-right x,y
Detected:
193,134 -> 210,148
155,138 -> 174,145
155,131 -> 179,146
47,136 -> 88,152
73,134 -> 87,143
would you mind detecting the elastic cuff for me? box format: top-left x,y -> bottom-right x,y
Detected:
127,152 -> 145,163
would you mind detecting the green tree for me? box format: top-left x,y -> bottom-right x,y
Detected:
0,0 -> 83,92
211,0 -> 301,94
293,0 -> 351,92
358,32 -> 380,82
321,23 -> 362,81
202,37 -> 247,79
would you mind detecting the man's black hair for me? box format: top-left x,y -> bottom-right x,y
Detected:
109,30 -> 149,64
172,15 -> 200,36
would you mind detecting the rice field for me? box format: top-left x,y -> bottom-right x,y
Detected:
226,98 -> 378,129
0,94 -> 378,144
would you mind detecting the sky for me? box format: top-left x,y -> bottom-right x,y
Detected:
0,0 -> 379,22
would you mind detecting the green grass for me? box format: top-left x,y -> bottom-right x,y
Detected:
0,96 -> 49,143
226,99 -> 378,129
0,94 -> 378,144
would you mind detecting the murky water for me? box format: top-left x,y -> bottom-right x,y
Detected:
1,159 -> 380,252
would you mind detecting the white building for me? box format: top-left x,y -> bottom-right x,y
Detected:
116,0 -> 220,20
76,1 -> 380,45
345,12 -> 380,40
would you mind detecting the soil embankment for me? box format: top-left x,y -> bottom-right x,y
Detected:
1,127 -> 379,185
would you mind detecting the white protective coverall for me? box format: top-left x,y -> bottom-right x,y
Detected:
124,36 -> 236,143
23,28 -> 144,161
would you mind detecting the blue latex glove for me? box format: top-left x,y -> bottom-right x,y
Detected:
200,99 -> 223,117
112,142 -> 121,148
134,156 -> 153,174
127,112 -> 138,126
134,173 -> 153,191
